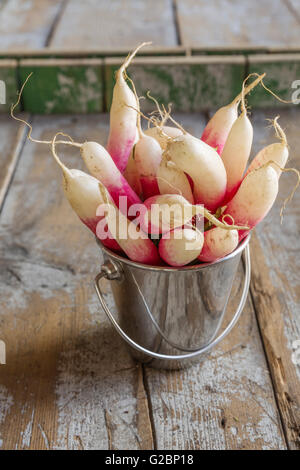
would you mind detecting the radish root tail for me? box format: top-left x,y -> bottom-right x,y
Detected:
266,116 -> 288,147
232,73 -> 266,106
260,160 -> 300,222
11,73 -> 82,148
260,79 -> 294,104
51,132 -> 75,176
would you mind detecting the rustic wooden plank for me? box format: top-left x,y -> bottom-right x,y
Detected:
248,54 -> 300,107
249,108 -> 300,450
142,113 -> 286,450
50,0 -> 178,50
144,268 -> 286,450
19,58 -> 104,113
284,0 -> 300,22
0,111 -> 291,450
0,59 -> 18,113
0,46 -> 187,59
105,56 -> 245,113
0,114 -> 153,450
0,113 -> 28,210
0,0 -> 64,51
176,0 -> 300,49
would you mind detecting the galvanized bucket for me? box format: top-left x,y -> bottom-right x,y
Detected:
95,234 -> 251,370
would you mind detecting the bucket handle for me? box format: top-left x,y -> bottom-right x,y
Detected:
94,244 -> 251,361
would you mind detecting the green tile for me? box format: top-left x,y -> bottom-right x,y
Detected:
248,54 -> 300,107
0,60 -> 18,113
105,56 -> 246,113
19,59 -> 104,113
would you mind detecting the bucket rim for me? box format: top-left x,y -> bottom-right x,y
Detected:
96,233 -> 251,273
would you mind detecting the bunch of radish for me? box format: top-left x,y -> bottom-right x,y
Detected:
13,44 -> 298,268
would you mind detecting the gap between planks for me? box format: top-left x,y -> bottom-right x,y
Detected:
0,115 -> 29,213
45,0 -> 69,48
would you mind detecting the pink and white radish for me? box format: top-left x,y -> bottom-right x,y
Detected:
123,129 -> 142,196
80,141 -> 142,214
157,159 -> 194,204
51,133 -> 121,252
107,42 -> 150,173
98,184 -> 161,265
159,228 -> 204,267
198,227 -> 238,263
140,194 -> 248,235
165,134 -> 227,211
245,117 -> 288,178
221,84 -> 253,203
144,125 -> 183,150
225,164 -> 279,241
201,73 -> 264,155
131,88 -> 163,199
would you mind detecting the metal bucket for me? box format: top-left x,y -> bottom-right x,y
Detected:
95,234 -> 251,370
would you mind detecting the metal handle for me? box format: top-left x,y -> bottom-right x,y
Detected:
94,244 -> 251,361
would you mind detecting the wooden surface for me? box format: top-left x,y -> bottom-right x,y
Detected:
175,0 -> 300,49
0,0 -> 64,50
0,109 -> 299,450
249,109 -> 300,450
105,56 -> 245,112
50,0 -> 178,50
1,0 -> 300,54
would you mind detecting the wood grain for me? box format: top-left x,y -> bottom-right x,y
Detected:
176,0 -> 300,49
249,108 -> 300,449
142,113 -> 286,450
0,111 -> 297,450
0,0 -> 64,51
248,54 -> 300,107
105,55 -> 245,113
0,113 -> 28,210
50,0 -> 178,50
0,114 -> 153,450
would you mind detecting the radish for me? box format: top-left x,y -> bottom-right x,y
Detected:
165,134 -> 227,211
123,128 -> 142,197
11,78 -> 143,216
97,184 -> 161,266
157,158 -> 194,204
198,227 -> 238,263
80,141 -> 142,214
159,228 -> 204,267
221,82 -> 253,204
144,125 -> 183,150
201,73 -> 265,155
130,85 -> 163,199
143,91 -> 183,149
107,42 -> 150,173
141,194 -> 249,235
225,164 -> 279,241
246,117 -> 288,178
51,133 -> 121,253
123,147 -> 142,197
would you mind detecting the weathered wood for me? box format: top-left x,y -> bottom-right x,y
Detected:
0,114 -> 153,450
142,113 -> 286,450
249,108 -> 300,450
176,0 -> 300,49
0,0 -> 64,51
19,58 -> 104,113
0,111 -> 295,450
0,60 -> 18,113
50,0 -> 178,50
0,113 -> 28,210
248,54 -> 300,107
284,0 -> 300,21
105,55 -> 245,112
